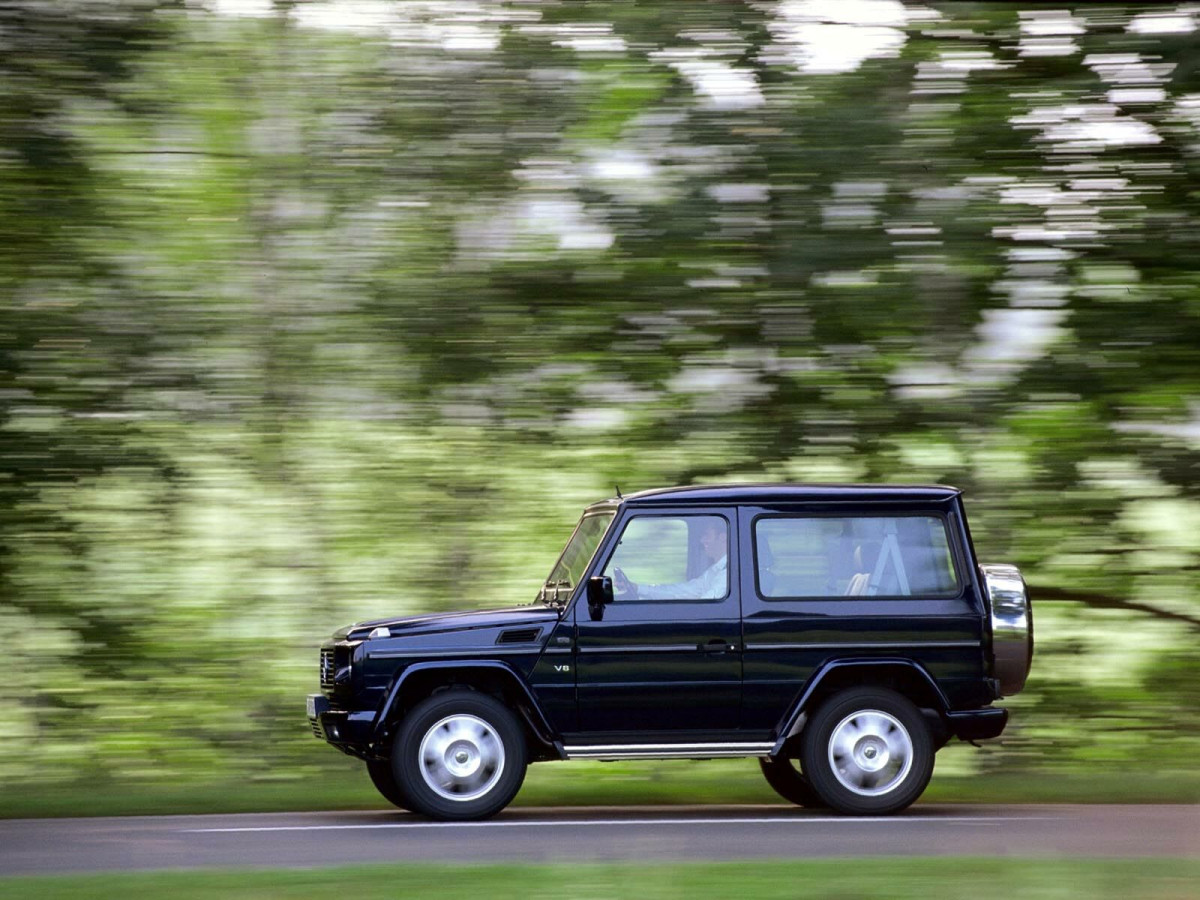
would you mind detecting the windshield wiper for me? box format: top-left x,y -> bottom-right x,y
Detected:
543,579 -> 572,607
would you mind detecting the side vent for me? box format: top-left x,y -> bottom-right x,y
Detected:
497,627 -> 541,645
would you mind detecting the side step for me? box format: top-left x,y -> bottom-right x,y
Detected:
563,742 -> 775,761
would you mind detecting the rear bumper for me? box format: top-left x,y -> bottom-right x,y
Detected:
306,693 -> 375,755
946,706 -> 1009,742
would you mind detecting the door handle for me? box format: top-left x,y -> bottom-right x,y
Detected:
701,639 -> 737,654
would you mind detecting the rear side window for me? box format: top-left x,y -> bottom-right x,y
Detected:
754,515 -> 959,599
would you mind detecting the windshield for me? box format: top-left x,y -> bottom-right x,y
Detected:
543,512 -> 614,601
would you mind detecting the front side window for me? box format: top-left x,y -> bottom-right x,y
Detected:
755,515 -> 959,599
603,515 -> 728,601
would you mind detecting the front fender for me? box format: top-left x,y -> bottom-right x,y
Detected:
372,660 -> 563,755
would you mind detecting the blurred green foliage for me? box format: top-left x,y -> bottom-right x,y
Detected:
4,859 -> 1200,900
1,1 -> 1199,796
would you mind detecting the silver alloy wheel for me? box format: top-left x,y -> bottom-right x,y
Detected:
418,714 -> 506,802
827,708 -> 913,797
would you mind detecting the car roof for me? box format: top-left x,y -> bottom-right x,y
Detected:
595,483 -> 962,508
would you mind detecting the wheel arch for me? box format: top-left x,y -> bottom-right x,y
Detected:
373,661 -> 564,761
770,657 -> 950,757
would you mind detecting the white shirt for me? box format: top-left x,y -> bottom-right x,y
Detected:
637,555 -> 728,600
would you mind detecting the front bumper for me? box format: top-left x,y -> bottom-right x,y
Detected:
307,693 -> 376,755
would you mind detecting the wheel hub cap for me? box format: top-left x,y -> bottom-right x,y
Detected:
828,709 -> 913,797
418,714 -> 505,802
854,737 -> 889,771
446,742 -> 479,777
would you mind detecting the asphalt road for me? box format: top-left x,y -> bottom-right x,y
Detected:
1,805 -> 1197,876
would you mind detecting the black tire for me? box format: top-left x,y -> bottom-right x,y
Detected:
758,757 -> 826,808
800,687 -> 934,816
392,690 -> 527,821
366,758 -> 410,810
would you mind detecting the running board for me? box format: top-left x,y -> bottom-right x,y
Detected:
563,742 -> 775,760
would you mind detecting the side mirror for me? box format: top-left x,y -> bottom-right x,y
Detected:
587,575 -> 613,620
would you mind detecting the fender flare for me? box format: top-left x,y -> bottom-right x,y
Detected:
770,657 -> 951,757
372,660 -> 563,756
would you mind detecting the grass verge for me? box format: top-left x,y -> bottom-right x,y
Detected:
1,859 -> 1197,900
2,758 -> 1198,819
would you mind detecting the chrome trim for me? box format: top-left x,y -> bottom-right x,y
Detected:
319,648 -> 336,690
367,647 -> 537,660
577,644 -> 707,654
980,563 -> 1033,697
563,742 -> 775,760
745,641 -> 980,651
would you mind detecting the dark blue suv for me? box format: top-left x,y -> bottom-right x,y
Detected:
308,484 -> 1032,819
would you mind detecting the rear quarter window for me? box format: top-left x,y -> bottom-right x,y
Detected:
755,515 -> 959,599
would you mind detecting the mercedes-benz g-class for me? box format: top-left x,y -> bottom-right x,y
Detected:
308,484 -> 1032,819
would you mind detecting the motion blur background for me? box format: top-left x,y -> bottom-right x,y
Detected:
2,0 -> 1199,806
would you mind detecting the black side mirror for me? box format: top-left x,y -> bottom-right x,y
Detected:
587,575 -> 613,620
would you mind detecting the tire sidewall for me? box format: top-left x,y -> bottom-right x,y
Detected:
393,690 -> 527,821
758,757 -> 825,808
366,758 -> 410,810
801,687 -> 933,815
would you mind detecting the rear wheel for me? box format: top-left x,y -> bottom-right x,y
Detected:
393,690 -> 527,821
366,758 -> 410,810
800,687 -> 934,815
758,757 -> 825,808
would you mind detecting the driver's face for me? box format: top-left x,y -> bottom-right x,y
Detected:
699,523 -> 725,562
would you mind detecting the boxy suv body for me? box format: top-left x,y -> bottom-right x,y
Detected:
308,484 -> 1032,819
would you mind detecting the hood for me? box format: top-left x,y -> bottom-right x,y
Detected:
336,605 -> 561,642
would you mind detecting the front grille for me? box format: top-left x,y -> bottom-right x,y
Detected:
319,648 -> 335,690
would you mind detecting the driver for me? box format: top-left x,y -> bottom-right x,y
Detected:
614,520 -> 727,600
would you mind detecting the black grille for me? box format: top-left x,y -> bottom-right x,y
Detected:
497,627 -> 541,645
319,648 -> 335,690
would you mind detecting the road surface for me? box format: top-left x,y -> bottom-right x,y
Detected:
1,805 -> 1197,875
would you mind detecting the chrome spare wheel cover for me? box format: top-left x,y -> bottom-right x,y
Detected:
418,714 -> 505,802
980,563 -> 1033,697
828,709 -> 913,797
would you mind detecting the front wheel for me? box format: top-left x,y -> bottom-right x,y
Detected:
392,690 -> 528,821
758,757 -> 825,808
800,687 -> 934,815
366,758 -> 410,810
